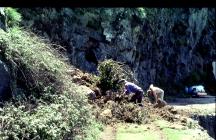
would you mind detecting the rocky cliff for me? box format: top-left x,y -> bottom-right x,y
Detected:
18,8 -> 216,95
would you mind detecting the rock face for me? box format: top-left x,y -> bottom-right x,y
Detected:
19,8 -> 216,95
0,8 -> 7,31
0,60 -> 10,99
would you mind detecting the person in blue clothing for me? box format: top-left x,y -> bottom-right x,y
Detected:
118,79 -> 144,106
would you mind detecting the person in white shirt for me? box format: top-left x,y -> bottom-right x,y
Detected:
147,84 -> 164,104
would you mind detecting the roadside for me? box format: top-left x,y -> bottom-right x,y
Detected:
99,96 -> 215,140
167,96 -> 216,115
101,119 -> 213,140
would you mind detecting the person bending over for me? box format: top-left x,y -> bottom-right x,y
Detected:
147,84 -> 164,105
118,79 -> 144,106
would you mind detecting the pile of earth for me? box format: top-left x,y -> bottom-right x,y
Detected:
88,91 -> 190,125
68,68 -> 190,125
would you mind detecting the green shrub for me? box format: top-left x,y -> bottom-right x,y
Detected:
80,120 -> 104,140
5,8 -> 22,28
0,28 -> 101,140
136,8 -> 146,19
0,92 -> 97,140
97,59 -> 129,93
1,27 -> 68,96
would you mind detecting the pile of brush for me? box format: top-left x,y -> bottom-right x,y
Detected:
89,90 -> 185,124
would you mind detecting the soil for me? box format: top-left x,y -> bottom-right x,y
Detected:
90,94 -> 188,124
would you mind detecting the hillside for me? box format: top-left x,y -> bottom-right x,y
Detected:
0,7 -> 215,140
0,8 -> 103,139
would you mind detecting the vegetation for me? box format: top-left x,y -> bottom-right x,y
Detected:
0,26 -> 103,139
4,8 -> 22,28
97,59 -> 135,94
116,120 -> 205,140
116,123 -> 161,140
0,7 -> 214,140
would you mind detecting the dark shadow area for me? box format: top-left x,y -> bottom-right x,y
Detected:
193,114 -> 216,139
84,38 -> 99,66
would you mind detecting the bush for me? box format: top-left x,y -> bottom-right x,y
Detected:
0,28 -> 102,140
97,59 -> 131,94
93,98 -> 148,124
0,91 -> 103,139
4,8 -> 22,28
0,92 -> 98,140
1,27 -> 68,96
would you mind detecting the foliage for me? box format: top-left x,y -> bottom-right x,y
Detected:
97,59 -> 130,93
80,120 -> 104,140
136,8 -> 146,19
4,8 -> 22,28
0,92 -> 98,140
0,28 -> 101,139
2,27 -> 68,95
104,102 -> 147,124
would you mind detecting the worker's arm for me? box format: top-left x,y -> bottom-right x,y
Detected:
124,85 -> 131,95
152,91 -> 158,104
124,89 -> 130,95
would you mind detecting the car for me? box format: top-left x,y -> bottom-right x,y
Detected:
185,85 -> 208,97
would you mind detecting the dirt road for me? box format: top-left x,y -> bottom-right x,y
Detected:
167,96 -> 216,115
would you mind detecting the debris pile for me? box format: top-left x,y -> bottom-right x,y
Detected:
89,91 -> 184,124
69,67 -> 188,125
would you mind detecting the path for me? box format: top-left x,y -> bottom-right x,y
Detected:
99,125 -> 116,140
115,123 -> 167,140
151,122 -> 168,140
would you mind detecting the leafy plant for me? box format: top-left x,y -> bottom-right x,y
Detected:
4,8 -> 22,28
97,59 -> 129,94
0,28 -> 102,139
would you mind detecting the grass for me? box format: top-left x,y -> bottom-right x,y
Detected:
116,123 -> 160,140
154,120 -> 209,140
115,120 -> 210,140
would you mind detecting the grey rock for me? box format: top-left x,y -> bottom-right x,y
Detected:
18,8 -> 216,95
0,7 -> 6,31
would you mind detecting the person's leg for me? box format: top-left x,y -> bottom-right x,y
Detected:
157,91 -> 164,101
137,91 -> 143,103
148,92 -> 155,104
130,94 -> 137,103
136,91 -> 144,107
160,91 -> 164,101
